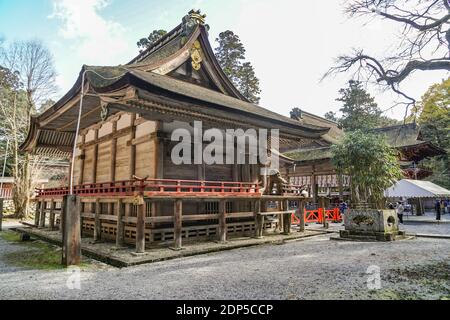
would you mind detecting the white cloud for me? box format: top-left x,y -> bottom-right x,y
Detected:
49,0 -> 131,65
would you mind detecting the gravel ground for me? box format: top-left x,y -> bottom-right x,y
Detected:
0,230 -> 449,300
402,222 -> 450,235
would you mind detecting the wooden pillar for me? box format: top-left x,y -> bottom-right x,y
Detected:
283,199 -> 291,235
79,134 -> 86,185
173,199 -> 183,250
49,200 -> 56,230
61,195 -> 81,266
130,114 -> 137,179
59,202 -> 64,234
0,198 -> 3,231
218,199 -> 227,243
111,120 -> 117,182
277,199 -> 284,233
298,200 -> 305,232
93,129 -> 99,183
254,199 -> 263,238
94,200 -> 101,241
136,202 -> 146,253
116,199 -> 125,247
311,167 -> 317,204
320,197 -> 328,229
153,126 -> 164,227
338,173 -> 344,200
34,200 -> 41,226
39,200 -> 46,228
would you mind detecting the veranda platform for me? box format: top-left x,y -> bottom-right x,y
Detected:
14,225 -> 326,267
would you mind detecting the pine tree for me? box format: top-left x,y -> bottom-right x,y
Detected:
238,62 -> 260,104
214,31 -> 245,85
137,30 -> 167,52
336,80 -> 382,131
215,30 -> 261,104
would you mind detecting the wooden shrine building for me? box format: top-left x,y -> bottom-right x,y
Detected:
281,121 -> 446,207
20,10 -> 332,252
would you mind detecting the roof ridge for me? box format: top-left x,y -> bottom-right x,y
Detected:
128,23 -> 183,65
372,122 -> 417,132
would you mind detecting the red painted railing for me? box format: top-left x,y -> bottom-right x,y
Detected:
36,178 -> 268,198
0,188 -> 13,199
291,207 -> 342,224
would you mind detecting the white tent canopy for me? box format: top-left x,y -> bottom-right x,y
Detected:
385,179 -> 450,199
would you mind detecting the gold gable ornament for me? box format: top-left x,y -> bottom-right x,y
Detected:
190,40 -> 203,71
188,9 -> 207,25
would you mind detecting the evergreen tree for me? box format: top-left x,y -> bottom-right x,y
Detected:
215,30 -> 261,104
336,80 -> 382,131
290,107 -> 303,120
137,30 -> 167,52
215,31 -> 246,85
324,111 -> 338,122
238,62 -> 260,104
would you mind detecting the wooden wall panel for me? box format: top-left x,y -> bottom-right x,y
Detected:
115,135 -> 131,181
117,113 -> 131,131
205,164 -> 233,181
96,142 -> 111,183
83,147 -> 95,184
73,147 -> 82,185
135,141 -> 155,179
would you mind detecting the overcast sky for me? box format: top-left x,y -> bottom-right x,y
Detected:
0,0 -> 448,120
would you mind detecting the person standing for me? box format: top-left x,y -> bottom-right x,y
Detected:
397,201 -> 404,224
435,199 -> 441,221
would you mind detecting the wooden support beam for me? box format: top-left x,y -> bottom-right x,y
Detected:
93,129 -> 99,183
49,200 -> 56,230
94,200 -> 101,241
39,201 -> 46,228
116,199 -> 125,247
283,199 -> 291,235
61,195 -> 81,266
254,199 -> 263,238
0,198 -> 3,231
34,200 -> 41,227
298,200 -> 305,232
173,199 -> 183,250
136,203 -> 146,253
130,114 -> 137,179
79,134 -> 86,185
218,199 -> 227,243
110,120 -> 117,182
277,200 -> 284,233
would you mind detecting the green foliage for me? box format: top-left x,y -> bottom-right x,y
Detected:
411,78 -> 450,188
290,107 -> 303,120
317,81 -> 399,130
332,130 -> 403,206
324,111 -> 338,122
215,30 -> 246,85
215,30 -> 261,104
237,62 -> 260,104
137,29 -> 167,52
336,80 -> 382,131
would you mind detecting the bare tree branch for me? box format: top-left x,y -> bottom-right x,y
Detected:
324,0 -> 450,117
